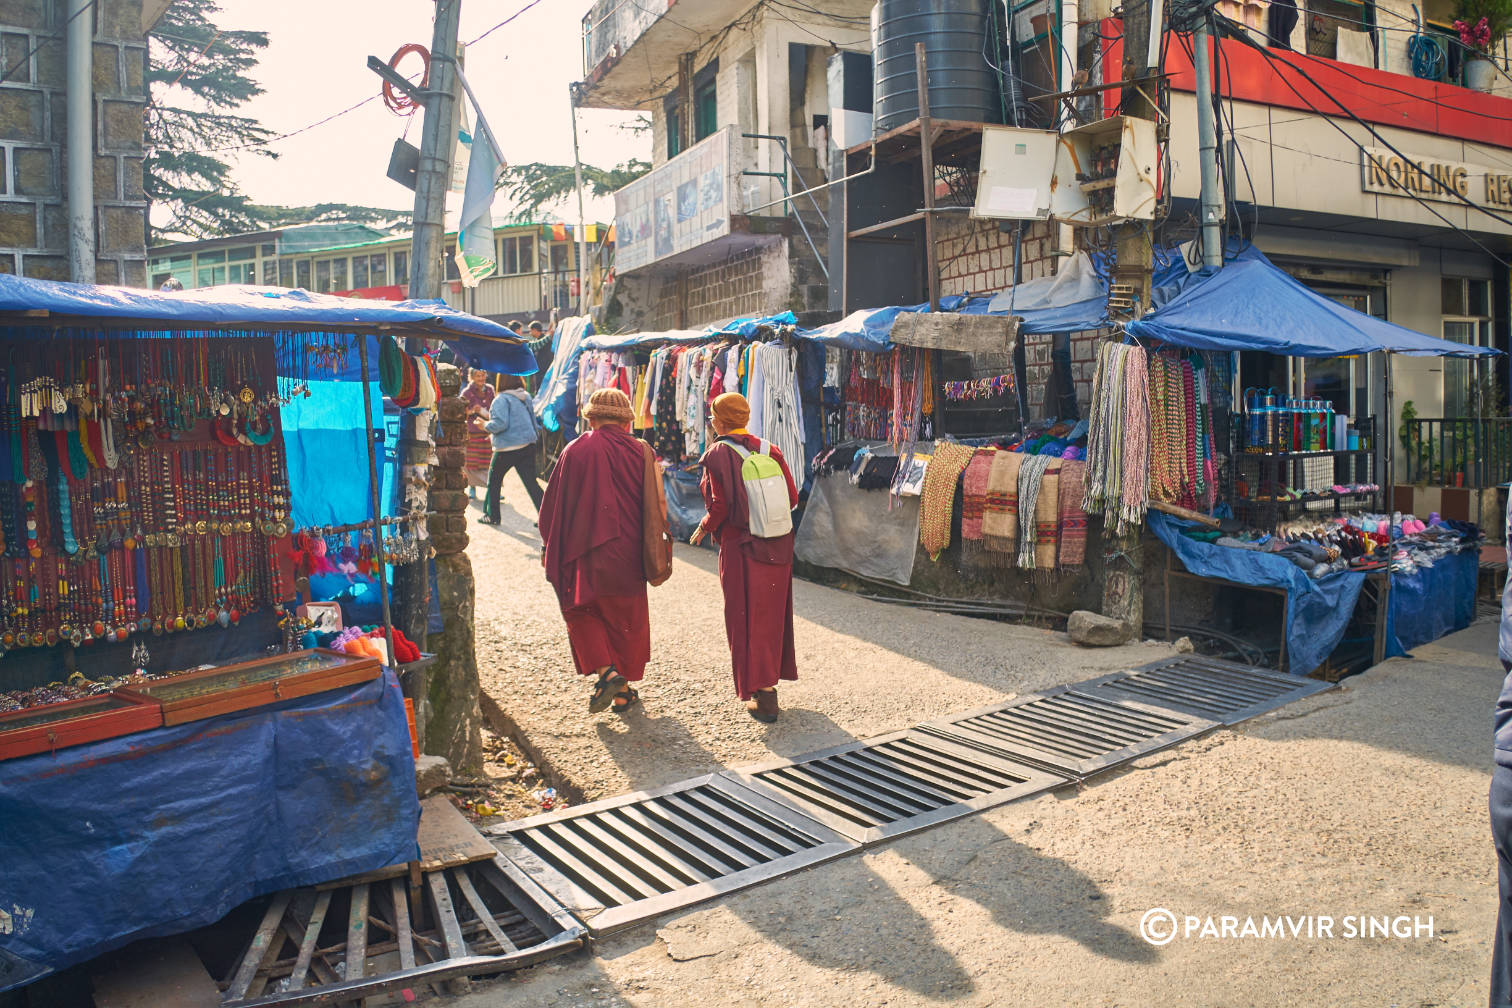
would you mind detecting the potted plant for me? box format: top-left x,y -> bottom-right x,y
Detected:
1454,0 -> 1512,90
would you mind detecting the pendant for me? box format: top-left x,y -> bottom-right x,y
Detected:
151,620 -> 163,636
217,609 -> 230,628
91,621 -> 105,638
173,615 -> 186,632
115,626 -> 129,642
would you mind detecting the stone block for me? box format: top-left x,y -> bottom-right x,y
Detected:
5,0 -> 48,30
437,397 -> 467,421
429,489 -> 468,513
0,89 -> 44,142
1,34 -> 31,83
41,201 -> 63,247
99,204 -> 143,255
1067,609 -> 1132,646
435,446 -> 465,470
0,252 -> 14,273
101,99 -> 144,152
121,257 -> 144,287
92,42 -> 119,94
98,0 -> 144,40
0,201 -> 35,247
122,43 -> 144,92
36,43 -> 63,88
21,252 -> 67,279
414,754 -> 451,797
13,146 -> 53,196
433,470 -> 465,492
430,531 -> 468,555
94,154 -> 117,198
93,257 -> 118,283
120,154 -> 141,198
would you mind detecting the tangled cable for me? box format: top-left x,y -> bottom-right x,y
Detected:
382,43 -> 430,116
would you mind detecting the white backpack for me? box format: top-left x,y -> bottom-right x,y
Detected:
722,439 -> 793,538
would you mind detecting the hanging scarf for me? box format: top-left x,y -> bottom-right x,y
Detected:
1016,453 -> 1052,570
1117,347 -> 1150,532
1057,459 -> 1089,569
981,449 -> 1022,556
1082,341 -> 1124,520
918,442 -> 975,561
959,448 -> 997,566
1033,461 -> 1061,571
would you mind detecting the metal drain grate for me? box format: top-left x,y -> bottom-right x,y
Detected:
918,686 -> 1216,780
1079,655 -> 1333,725
488,774 -> 854,936
727,730 -> 1067,842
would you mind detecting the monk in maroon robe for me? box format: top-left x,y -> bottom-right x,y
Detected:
539,388 -> 650,715
692,392 -> 799,723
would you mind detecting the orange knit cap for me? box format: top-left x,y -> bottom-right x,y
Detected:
711,392 -> 750,430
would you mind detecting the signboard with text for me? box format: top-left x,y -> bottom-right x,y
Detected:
1361,146 -> 1512,209
613,127 -> 733,274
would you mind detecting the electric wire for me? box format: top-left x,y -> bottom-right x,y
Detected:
0,0 -> 98,85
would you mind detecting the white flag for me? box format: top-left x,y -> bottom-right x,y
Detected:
453,76 -> 505,288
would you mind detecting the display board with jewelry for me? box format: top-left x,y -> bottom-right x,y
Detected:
0,332 -> 296,681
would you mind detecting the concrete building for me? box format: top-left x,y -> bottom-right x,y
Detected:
0,0 -> 166,285
576,0 -> 873,331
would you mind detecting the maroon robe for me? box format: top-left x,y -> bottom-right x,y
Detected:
699,434 -> 799,700
539,425 -> 650,681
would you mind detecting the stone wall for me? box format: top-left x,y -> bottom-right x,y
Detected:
618,239 -> 792,332
0,0 -> 148,284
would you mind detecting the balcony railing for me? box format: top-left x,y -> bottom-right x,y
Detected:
441,270 -> 585,317
1401,418 -> 1512,488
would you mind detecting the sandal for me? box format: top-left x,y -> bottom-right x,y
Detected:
612,686 -> 641,716
587,667 -> 627,713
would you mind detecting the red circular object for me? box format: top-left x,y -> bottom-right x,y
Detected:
382,43 -> 430,116
230,609 -> 241,625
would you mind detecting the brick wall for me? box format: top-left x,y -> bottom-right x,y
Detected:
0,0 -> 148,284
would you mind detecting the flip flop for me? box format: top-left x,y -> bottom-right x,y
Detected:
588,668 -> 627,713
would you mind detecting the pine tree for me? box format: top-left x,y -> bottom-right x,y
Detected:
146,0 -> 275,240
498,159 -> 651,222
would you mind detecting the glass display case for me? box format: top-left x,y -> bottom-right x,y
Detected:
114,648 -> 381,726
0,692 -> 163,762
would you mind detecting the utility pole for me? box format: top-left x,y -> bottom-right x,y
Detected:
1192,17 -> 1223,268
1102,0 -> 1161,640
569,83 -> 589,317
396,0 -> 462,723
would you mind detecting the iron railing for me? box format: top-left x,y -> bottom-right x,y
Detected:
1401,417 -> 1512,488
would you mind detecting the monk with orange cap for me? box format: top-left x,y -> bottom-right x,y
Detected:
692,392 -> 799,723
539,387 -> 653,716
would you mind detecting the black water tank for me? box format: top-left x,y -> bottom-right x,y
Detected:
873,0 -> 999,133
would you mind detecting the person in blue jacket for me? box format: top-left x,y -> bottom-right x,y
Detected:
1493,489 -> 1512,1007
479,374 -> 543,525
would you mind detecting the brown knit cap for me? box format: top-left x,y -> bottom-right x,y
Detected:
584,387 -> 634,426
711,392 -> 750,430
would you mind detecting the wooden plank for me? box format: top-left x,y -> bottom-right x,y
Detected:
416,795 -> 497,873
890,312 -> 1018,354
91,938 -> 220,1008
427,871 -> 469,961
846,211 -> 925,239
390,876 -> 417,971
1149,500 -> 1221,527
225,892 -> 290,1001
345,882 -> 370,981
453,869 -> 518,955
286,889 -> 331,991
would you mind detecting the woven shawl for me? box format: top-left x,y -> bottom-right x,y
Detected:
1033,461 -> 1061,570
1016,453 -> 1052,570
960,448 -> 996,541
919,442 -> 976,561
1057,459 -> 1089,569
982,450 -> 1023,555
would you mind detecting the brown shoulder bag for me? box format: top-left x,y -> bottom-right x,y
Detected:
640,440 -> 673,586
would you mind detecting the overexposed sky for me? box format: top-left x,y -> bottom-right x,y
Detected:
171,0 -> 647,229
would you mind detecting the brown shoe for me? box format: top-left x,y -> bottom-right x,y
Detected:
746,688 -> 779,724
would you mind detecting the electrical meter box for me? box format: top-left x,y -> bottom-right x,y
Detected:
1049,115 -> 1158,226
971,126 -> 1060,220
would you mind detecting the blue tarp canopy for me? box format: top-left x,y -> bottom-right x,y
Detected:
0,273 -> 538,374
1128,246 -> 1500,358
582,311 -> 799,352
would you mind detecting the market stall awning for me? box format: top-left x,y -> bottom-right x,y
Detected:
1126,246 -> 1501,358
581,311 -> 800,352
0,273 -> 539,373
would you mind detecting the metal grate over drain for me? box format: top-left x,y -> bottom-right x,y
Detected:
1080,656 -> 1333,725
729,730 -> 1067,842
487,774 -> 854,936
919,686 -> 1217,780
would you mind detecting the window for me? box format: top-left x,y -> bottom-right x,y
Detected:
295,259 -> 311,290
352,255 -> 369,288
666,101 -> 684,159
331,257 -> 348,291
278,259 -> 293,288
227,246 -> 255,262
497,234 -> 535,275
692,62 -> 718,142
369,253 -> 388,287
1442,277 -> 1493,418
197,264 -> 225,287
393,250 -> 408,285
315,259 -> 331,292
227,261 -> 255,284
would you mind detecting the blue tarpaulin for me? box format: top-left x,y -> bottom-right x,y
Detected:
0,669 -> 419,991
1385,550 -> 1479,656
1148,512 -> 1366,675
582,312 -> 800,352
1128,246 -> 1501,358
532,316 -> 594,435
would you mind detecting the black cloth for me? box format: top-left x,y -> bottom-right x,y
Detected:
1267,0 -> 1298,50
1492,764 -> 1512,1006
484,445 -> 544,519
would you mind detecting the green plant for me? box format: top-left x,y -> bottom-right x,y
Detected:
1398,399 -> 1419,453
1453,0 -> 1512,54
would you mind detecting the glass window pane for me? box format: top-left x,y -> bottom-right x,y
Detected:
227,245 -> 255,262
1442,277 -> 1465,315
1444,320 -> 1477,418
695,81 -> 717,141
296,259 -> 311,290
393,250 -> 407,287
1470,279 -> 1490,317
352,255 -> 368,287
332,257 -> 347,291
278,259 -> 293,287
197,250 -> 226,264
504,237 -> 519,275
261,243 -> 276,257
519,235 -> 534,274
370,254 -> 387,286
315,259 -> 331,292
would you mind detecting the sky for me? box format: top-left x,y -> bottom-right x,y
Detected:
177,0 -> 649,231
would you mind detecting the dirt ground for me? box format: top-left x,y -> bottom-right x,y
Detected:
452,493 -> 1507,1006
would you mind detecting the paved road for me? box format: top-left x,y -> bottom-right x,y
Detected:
463,494 -> 1502,1005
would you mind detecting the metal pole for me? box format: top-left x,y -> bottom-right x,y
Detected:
569,84 -> 589,317
914,43 -> 939,312
1193,19 -> 1223,270
357,335 -> 398,669
66,0 -> 95,283
409,0 -> 462,303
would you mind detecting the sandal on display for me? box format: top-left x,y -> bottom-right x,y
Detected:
588,667 -> 628,713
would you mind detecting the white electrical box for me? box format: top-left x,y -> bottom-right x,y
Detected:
971,126 -> 1060,220
1049,115 -> 1158,226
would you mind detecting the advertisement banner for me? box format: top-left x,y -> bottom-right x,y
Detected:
613,127 -> 733,274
